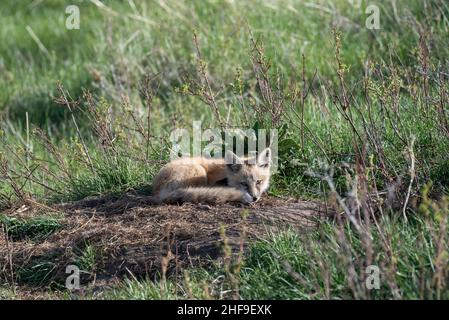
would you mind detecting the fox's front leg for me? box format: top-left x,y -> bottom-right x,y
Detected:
240,192 -> 254,204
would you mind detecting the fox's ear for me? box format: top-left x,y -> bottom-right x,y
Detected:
257,148 -> 271,168
225,150 -> 243,172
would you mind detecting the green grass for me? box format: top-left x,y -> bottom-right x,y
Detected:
0,287 -> 17,299
74,243 -> 101,274
60,153 -> 158,201
2,0 -> 448,126
17,257 -> 58,287
0,214 -> 63,241
103,279 -> 181,300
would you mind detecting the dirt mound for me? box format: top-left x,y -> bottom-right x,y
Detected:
1,194 -> 326,290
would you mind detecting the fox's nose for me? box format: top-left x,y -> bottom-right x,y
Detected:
252,196 -> 258,201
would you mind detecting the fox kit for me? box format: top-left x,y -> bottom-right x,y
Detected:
153,148 -> 272,204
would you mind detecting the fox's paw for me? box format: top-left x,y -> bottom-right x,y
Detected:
242,192 -> 253,204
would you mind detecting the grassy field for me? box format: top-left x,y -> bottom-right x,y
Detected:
1,0 -> 449,299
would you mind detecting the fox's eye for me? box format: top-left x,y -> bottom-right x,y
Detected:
256,180 -> 263,185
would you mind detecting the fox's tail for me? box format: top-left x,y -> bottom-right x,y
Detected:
157,187 -> 248,204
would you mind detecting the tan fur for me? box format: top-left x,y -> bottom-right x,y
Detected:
153,148 -> 272,204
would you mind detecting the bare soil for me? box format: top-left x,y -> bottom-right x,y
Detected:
0,193 -> 327,296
